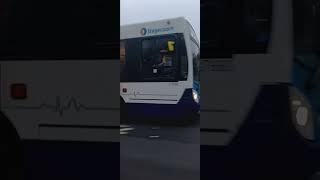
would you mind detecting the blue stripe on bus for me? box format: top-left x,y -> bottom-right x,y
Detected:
193,81 -> 200,94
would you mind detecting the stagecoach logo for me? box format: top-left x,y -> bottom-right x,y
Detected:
140,26 -> 174,36
140,28 -> 147,35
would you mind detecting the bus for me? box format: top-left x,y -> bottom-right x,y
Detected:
0,0 -> 119,178
201,0 -> 320,178
120,17 -> 200,119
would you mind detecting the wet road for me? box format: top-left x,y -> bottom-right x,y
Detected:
120,117 -> 200,180
22,141 -> 119,180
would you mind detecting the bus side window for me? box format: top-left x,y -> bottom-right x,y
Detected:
201,0 -> 272,57
142,39 -> 154,63
191,39 -> 200,81
293,0 -> 320,51
180,36 -> 188,80
237,0 -> 272,53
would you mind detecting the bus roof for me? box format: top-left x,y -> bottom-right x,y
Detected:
121,17 -> 195,40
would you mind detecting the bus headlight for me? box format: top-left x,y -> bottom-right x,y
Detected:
192,90 -> 200,104
296,105 -> 309,126
289,87 -> 315,141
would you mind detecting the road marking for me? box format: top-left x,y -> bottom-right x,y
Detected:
148,135 -> 160,139
120,125 -> 135,135
121,128 -> 135,132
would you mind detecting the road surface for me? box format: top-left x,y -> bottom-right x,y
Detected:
120,117 -> 200,180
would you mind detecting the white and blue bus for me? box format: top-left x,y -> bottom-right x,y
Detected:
201,0 -> 320,178
120,17 -> 200,119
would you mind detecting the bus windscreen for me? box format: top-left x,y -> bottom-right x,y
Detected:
0,0 -> 119,60
201,0 -> 272,58
121,33 -> 188,82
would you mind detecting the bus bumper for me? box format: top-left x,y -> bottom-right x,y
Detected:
124,89 -> 200,119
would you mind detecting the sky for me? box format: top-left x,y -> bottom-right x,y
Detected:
120,0 -> 200,39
